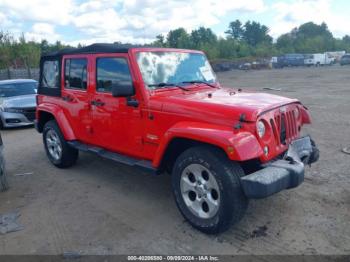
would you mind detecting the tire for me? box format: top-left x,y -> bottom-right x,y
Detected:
310,139 -> 320,164
172,146 -> 248,234
43,120 -> 78,168
0,118 -> 4,130
0,154 -> 8,192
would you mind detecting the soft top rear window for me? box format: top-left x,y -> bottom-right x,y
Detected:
42,60 -> 59,88
38,57 -> 61,97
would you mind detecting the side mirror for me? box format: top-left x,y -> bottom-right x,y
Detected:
111,83 -> 135,97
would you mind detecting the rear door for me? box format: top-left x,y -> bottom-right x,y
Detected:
89,53 -> 143,155
61,55 -> 94,143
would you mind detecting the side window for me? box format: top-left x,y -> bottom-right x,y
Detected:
64,58 -> 87,90
96,57 -> 132,93
42,60 -> 59,88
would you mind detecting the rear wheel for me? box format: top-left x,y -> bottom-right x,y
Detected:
172,146 -> 248,234
43,120 -> 78,168
0,155 -> 8,192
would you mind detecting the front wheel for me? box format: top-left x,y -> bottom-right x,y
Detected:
172,146 -> 248,234
43,120 -> 78,168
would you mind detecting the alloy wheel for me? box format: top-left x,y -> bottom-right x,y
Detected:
180,164 -> 220,219
46,129 -> 62,161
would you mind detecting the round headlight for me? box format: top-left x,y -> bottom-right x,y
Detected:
257,120 -> 266,138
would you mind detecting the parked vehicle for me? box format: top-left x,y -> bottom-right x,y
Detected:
0,132 -> 8,192
35,44 -> 319,234
304,53 -> 335,66
211,62 -> 232,72
0,79 -> 37,128
239,62 -> 251,70
278,54 -> 305,67
340,54 -> 350,66
270,56 -> 279,68
326,51 -> 346,63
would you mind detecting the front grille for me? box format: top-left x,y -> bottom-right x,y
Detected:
280,114 -> 286,144
12,107 -> 36,121
22,107 -> 36,114
24,112 -> 35,121
286,110 -> 297,137
272,109 -> 297,145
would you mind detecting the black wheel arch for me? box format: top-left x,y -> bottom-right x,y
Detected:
159,138 -> 229,174
37,110 -> 55,133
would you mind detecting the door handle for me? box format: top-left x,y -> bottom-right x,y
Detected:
126,97 -> 139,108
91,100 -> 105,106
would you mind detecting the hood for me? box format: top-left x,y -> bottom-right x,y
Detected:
155,88 -> 299,122
0,94 -> 36,108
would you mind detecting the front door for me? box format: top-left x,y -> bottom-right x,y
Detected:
90,54 -> 143,156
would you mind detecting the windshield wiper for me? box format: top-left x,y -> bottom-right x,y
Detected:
181,81 -> 217,89
148,83 -> 190,91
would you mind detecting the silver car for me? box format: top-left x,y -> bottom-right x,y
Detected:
0,79 -> 37,128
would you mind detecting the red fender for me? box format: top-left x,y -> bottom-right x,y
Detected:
37,103 -> 76,140
300,105 -> 311,124
152,121 -> 263,167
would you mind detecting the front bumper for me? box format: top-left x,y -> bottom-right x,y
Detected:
0,111 -> 35,128
241,136 -> 319,199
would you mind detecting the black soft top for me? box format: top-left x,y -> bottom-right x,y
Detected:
39,43 -> 143,97
42,43 -> 134,58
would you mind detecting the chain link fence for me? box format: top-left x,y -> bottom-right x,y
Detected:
0,68 -> 39,81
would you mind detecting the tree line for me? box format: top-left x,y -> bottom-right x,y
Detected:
153,21 -> 350,60
1,21 -> 350,69
0,31 -> 73,69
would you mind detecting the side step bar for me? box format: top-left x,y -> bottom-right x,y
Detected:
67,141 -> 159,175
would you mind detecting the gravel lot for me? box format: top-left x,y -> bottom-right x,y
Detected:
0,66 -> 349,255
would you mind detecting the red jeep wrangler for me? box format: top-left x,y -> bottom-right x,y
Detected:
35,44 -> 319,234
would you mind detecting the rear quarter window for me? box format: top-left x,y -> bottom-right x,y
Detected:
42,60 -> 59,88
38,58 -> 61,97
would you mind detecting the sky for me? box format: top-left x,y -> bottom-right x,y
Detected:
0,0 -> 349,46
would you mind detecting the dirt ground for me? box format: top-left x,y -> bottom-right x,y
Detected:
0,66 -> 349,255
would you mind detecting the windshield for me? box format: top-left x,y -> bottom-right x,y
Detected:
136,51 -> 217,89
0,82 -> 37,98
